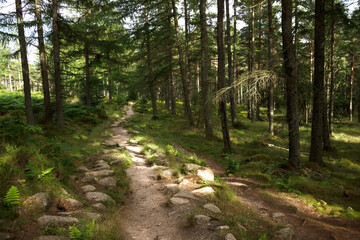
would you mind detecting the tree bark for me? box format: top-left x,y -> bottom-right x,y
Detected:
217,0 -> 231,151
226,0 -> 238,127
35,0 -> 51,122
309,0 -> 325,166
281,0 -> 301,168
52,0 -> 64,126
16,0 -> 35,125
171,0 -> 194,126
329,0 -> 335,133
250,0 -> 255,123
268,0 -> 274,136
349,55 -> 354,122
145,1 -> 158,117
200,0 -> 214,138
108,64 -> 112,103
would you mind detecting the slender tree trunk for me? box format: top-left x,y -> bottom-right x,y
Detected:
8,64 -> 13,91
309,0 -> 325,166
200,0 -> 214,138
166,0 -> 176,115
184,0 -> 191,103
171,0 -> 194,126
233,0 -> 238,105
217,0 -> 231,151
268,0 -> 274,135
256,4 -> 262,120
145,1 -> 158,117
250,0 -> 255,123
52,0 -> 64,126
282,0 -> 301,168
35,0 -> 51,122
349,55 -> 354,122
226,0 -> 238,127
329,0 -> 335,133
16,0 -> 35,125
108,64 -> 112,103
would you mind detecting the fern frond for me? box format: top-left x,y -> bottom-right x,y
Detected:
4,185 -> 20,207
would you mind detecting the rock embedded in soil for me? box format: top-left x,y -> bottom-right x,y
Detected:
76,211 -> 102,221
225,233 -> 236,240
184,163 -> 201,171
192,187 -> 215,196
98,177 -> 116,187
0,233 -> 14,240
158,169 -> 176,179
76,166 -> 89,172
81,185 -> 96,192
170,197 -> 189,205
173,191 -> 197,200
195,167 -> 214,182
85,170 -> 114,178
23,192 -> 52,212
37,215 -> 78,227
110,159 -> 123,166
194,215 -> 211,225
125,145 -> 143,154
103,149 -> 118,154
57,198 -> 83,211
216,225 -> 230,230
81,175 -> 97,183
273,228 -> 293,240
92,203 -> 105,210
164,184 -> 180,196
271,212 -> 285,218
85,192 -> 114,203
103,140 -> 118,147
179,177 -> 200,190
203,203 -> 221,213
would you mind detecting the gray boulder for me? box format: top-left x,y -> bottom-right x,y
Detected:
194,215 -> 211,225
225,233 -> 236,240
81,185 -> 96,192
98,177 -> 116,187
85,170 -> 114,178
85,192 -> 114,203
23,192 -> 51,212
195,167 -> 214,181
273,228 -> 294,240
37,215 -> 78,227
203,203 -> 221,213
170,197 -> 189,205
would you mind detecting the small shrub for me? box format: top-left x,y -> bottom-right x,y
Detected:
69,220 -> 95,240
226,159 -> 240,174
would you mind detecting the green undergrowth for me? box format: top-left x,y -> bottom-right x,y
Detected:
0,90 -> 127,232
125,100 -> 360,221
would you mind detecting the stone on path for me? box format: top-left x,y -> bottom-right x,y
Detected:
272,212 -> 285,218
110,159 -> 123,166
164,184 -> 180,196
173,191 -> 197,200
273,228 -> 293,240
179,177 -> 200,190
57,198 -> 83,211
76,211 -> 102,221
184,163 -> 201,171
225,233 -> 237,240
81,185 -> 96,192
85,170 -> 114,178
92,165 -> 111,171
85,192 -> 114,203
192,187 -> 215,196
103,149 -> 118,154
81,175 -> 97,183
125,145 -> 143,154
216,225 -> 230,230
195,167 -> 214,182
103,140 -> 118,147
92,203 -> 106,210
194,215 -> 211,225
170,197 -> 189,205
23,192 -> 51,212
37,215 -> 78,227
0,233 -> 14,240
76,166 -> 89,172
98,177 -> 116,187
158,169 -> 176,179
203,203 -> 221,213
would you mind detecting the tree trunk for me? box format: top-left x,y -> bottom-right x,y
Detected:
226,0 -> 238,127
250,0 -> 255,123
349,55 -> 354,122
256,4 -> 262,121
52,0 -> 64,126
329,0 -> 335,133
267,0 -> 274,136
281,0 -> 301,168
108,64 -> 112,103
145,1 -> 158,117
200,0 -> 214,138
35,0 -> 51,122
217,0 -> 231,151
233,0 -> 238,105
171,0 -> 194,126
309,0 -> 325,166
8,64 -> 13,91
16,0 -> 35,125
166,0 -> 176,115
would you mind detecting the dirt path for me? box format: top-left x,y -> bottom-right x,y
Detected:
113,105 -> 206,240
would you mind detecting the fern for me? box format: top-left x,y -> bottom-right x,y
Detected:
38,167 -> 54,181
25,161 -> 38,179
69,220 -> 95,240
4,185 -> 20,207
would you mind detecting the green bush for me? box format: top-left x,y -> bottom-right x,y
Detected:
69,220 -> 95,240
0,117 -> 43,145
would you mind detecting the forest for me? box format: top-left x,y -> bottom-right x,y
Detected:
0,0 -> 359,239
